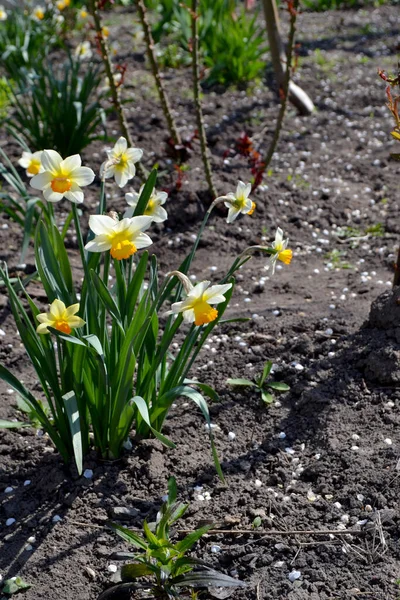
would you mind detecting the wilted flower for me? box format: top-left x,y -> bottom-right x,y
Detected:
216,181 -> 255,224
36,299 -> 85,335
32,6 -> 45,20
125,186 -> 168,223
0,6 -> 7,20
100,137 -> 143,188
170,274 -> 232,327
18,151 -> 43,177
30,150 -> 95,203
269,228 -> 293,273
85,214 -> 153,260
74,41 -> 92,60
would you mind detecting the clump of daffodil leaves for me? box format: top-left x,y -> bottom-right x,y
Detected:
0,137 -> 293,477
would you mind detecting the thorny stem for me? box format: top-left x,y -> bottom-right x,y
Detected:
191,0 -> 217,198
260,0 -> 299,174
135,0 -> 182,148
88,0 -> 146,179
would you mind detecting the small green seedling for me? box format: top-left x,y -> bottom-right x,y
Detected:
227,360 -> 290,405
100,478 -> 245,599
2,577 -> 31,596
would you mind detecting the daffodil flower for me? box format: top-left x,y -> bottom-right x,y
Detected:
100,137 -> 143,188
170,275 -> 232,327
269,228 -> 293,274
78,6 -> 88,20
124,186 -> 168,223
0,6 -> 7,20
74,41 -> 92,60
36,300 -> 85,335
32,5 -> 45,20
30,150 -> 95,203
216,181 -> 256,224
56,0 -> 70,10
18,151 -> 43,177
85,214 -> 153,260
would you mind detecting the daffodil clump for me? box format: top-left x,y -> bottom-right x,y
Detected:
0,137 -> 293,478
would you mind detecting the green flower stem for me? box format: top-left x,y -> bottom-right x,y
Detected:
71,204 -> 96,331
113,258 -> 127,318
191,0 -> 217,198
88,0 -> 147,179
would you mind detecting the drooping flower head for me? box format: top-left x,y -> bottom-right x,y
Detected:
36,300 -> 85,335
56,0 -> 70,10
125,186 -> 168,223
269,228 -> 293,274
30,150 -> 95,203
100,137 -> 143,188
170,274 -> 232,327
85,214 -> 153,260
216,181 -> 256,224
18,151 -> 43,177
0,6 -> 7,20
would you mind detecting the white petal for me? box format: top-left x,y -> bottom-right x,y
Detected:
43,187 -> 64,203
71,166 -> 95,186
152,206 -> 168,223
114,169 -> 129,188
85,238 -> 112,253
126,215 -> 153,234
88,215 -> 116,235
187,281 -> 210,301
125,147 -> 143,162
41,150 -> 63,174
113,136 -> 127,154
182,308 -> 195,323
30,172 -> 52,190
203,283 -> 232,303
156,191 -> 168,204
171,300 -> 184,314
133,232 -> 152,249
123,207 -> 135,218
125,191 -> 139,207
18,152 -> 32,168
241,198 -> 253,214
65,186 -> 84,204
226,206 -> 240,223
236,180 -> 250,199
60,154 -> 81,173
275,228 -> 283,246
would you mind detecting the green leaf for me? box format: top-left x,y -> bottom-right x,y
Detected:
62,391 -> 83,476
120,563 -> 155,581
172,569 -> 246,588
0,419 -> 30,429
260,360 -> 273,387
175,524 -> 213,553
184,379 -> 219,402
108,522 -> 148,551
132,396 -> 175,448
2,576 -> 31,594
48,328 -> 87,347
261,391 -> 274,404
168,476 -> 177,505
267,382 -> 290,392
90,269 -> 122,324
226,378 -> 255,387
132,169 -> 157,217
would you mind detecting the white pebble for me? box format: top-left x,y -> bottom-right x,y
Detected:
52,515 -> 62,523
288,570 -> 301,582
83,469 -> 93,479
228,431 -> 236,441
352,434 -> 360,441
211,545 -> 221,553
27,536 -> 36,544
278,432 -> 286,439
23,480 -> 31,486
107,564 -> 118,573
254,479 -> 262,488
333,502 -> 342,509
285,447 -> 295,455
4,487 -> 13,493
384,438 -> 392,445
6,518 -> 16,526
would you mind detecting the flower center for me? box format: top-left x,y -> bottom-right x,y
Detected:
278,249 -> 293,265
27,159 -> 41,175
51,177 -> 72,194
144,199 -> 156,216
115,154 -> 128,170
234,195 -> 247,210
54,320 -> 72,334
193,301 -> 218,326
35,8 -> 44,18
109,232 -> 137,260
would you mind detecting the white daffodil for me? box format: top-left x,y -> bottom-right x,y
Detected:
268,228 -> 293,274
0,6 -> 7,20
85,214 -> 153,260
124,186 -> 168,223
36,299 -> 85,335
32,5 -> 45,20
18,151 -> 43,177
216,181 -> 255,224
171,275 -> 232,327
56,0 -> 70,10
74,41 -> 92,60
100,137 -> 143,188
78,6 -> 89,20
30,150 -> 95,203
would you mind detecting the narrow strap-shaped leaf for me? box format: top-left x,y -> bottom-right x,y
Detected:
107,522 -> 148,550
175,524 -> 213,553
62,391 -> 83,475
120,563 -> 156,581
172,569 -> 247,588
260,360 -> 273,387
0,420 -> 30,428
132,396 -> 175,448
226,378 -> 255,387
132,169 -> 157,217
91,269 -> 123,325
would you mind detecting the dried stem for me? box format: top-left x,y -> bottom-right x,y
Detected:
191,0 -> 217,198
89,0 -> 146,179
135,0 -> 181,148
259,0 -> 299,174
393,247 -> 400,287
